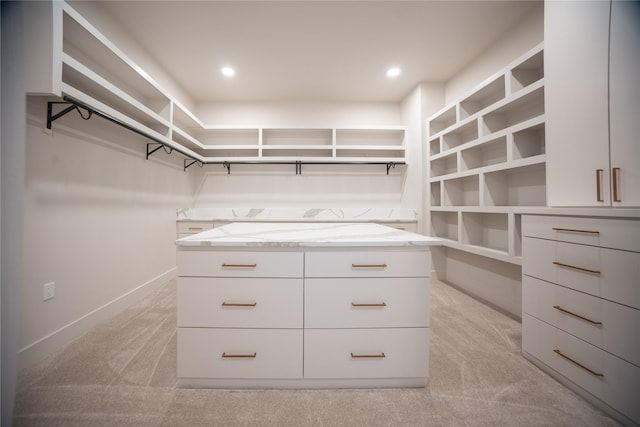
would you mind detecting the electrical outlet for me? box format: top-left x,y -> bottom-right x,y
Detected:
43,282 -> 55,301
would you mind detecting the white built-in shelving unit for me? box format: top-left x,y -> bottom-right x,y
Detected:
426,43 -> 545,264
43,2 -> 406,170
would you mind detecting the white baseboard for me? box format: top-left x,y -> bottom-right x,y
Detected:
18,267 -> 176,371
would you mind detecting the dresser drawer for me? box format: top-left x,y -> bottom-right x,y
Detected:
522,237 -> 640,308
305,251 -> 430,278
522,215 -> 640,252
304,328 -> 428,379
177,251 -> 303,278
177,221 -> 214,235
178,277 -> 303,328
305,278 -> 429,328
177,328 -> 302,379
523,275 -> 640,366
523,315 -> 640,424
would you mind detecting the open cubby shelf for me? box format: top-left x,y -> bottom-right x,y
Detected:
426,43 -> 545,264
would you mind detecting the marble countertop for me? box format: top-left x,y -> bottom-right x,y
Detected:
176,208 -> 418,223
175,222 -> 440,248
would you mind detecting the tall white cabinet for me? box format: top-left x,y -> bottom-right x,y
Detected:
545,0 -> 640,207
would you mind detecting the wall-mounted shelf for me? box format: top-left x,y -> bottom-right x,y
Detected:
426,43 -> 545,264
40,1 -> 407,175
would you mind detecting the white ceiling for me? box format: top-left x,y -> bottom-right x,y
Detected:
97,1 -> 540,104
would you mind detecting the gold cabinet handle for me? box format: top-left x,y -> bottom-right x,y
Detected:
222,352 -> 257,358
221,302 -> 257,307
188,227 -> 204,231
221,263 -> 257,268
351,302 -> 387,307
350,352 -> 386,358
613,167 -> 621,202
596,169 -> 604,202
553,349 -> 603,377
552,261 -> 601,275
552,227 -> 600,235
351,263 -> 387,268
553,305 -> 602,325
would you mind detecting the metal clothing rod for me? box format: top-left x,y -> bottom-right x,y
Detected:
205,161 -> 405,175
48,96 -> 202,170
47,97 -> 405,175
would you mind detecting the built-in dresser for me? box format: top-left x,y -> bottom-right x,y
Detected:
522,214 -> 640,426
175,222 -> 438,388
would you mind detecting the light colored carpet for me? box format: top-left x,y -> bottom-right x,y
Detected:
13,279 -> 619,426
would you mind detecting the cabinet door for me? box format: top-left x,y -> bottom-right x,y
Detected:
609,0 -> 640,206
545,0 -> 611,206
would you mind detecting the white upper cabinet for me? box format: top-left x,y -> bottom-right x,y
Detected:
546,0 -> 640,207
609,0 -> 640,206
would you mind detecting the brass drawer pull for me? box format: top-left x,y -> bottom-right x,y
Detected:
552,261 -> 601,275
552,227 -> 600,235
352,263 -> 387,268
221,263 -> 257,268
351,302 -> 387,307
222,352 -> 257,358
613,167 -> 621,202
553,349 -> 604,377
596,169 -> 604,202
553,305 -> 602,325
188,227 -> 204,231
222,302 -> 257,307
350,352 -> 386,358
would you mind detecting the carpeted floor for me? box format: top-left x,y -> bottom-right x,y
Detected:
13,279 -> 619,426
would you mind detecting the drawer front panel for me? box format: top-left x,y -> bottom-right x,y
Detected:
177,251 -> 303,278
523,275 -> 640,366
522,215 -> 640,252
304,328 -> 428,379
523,315 -> 640,424
177,221 -> 214,235
305,251 -> 430,278
177,328 -> 302,379
522,237 -> 640,308
178,277 -> 303,328
305,278 -> 429,328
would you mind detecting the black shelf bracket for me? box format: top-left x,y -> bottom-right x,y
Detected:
223,161 -> 231,175
47,101 -> 92,129
386,162 -> 396,175
184,158 -> 204,171
146,143 -> 173,160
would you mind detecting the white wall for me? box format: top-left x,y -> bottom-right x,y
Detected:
2,2 -> 27,422
19,97 -> 194,369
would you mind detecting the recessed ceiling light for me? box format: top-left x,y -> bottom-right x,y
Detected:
386,67 -> 401,78
221,67 -> 235,77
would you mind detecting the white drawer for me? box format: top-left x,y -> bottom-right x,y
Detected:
522,237 -> 640,308
177,251 -> 303,278
305,251 -> 430,278
522,215 -> 640,252
523,275 -> 640,366
178,277 -> 303,328
304,328 -> 428,379
177,328 -> 302,379
177,221 -> 214,235
305,278 -> 429,328
377,222 -> 418,233
523,315 -> 640,424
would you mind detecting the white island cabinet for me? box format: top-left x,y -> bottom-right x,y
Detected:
175,222 -> 439,388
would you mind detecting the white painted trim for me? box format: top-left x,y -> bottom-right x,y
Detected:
17,268 -> 176,371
